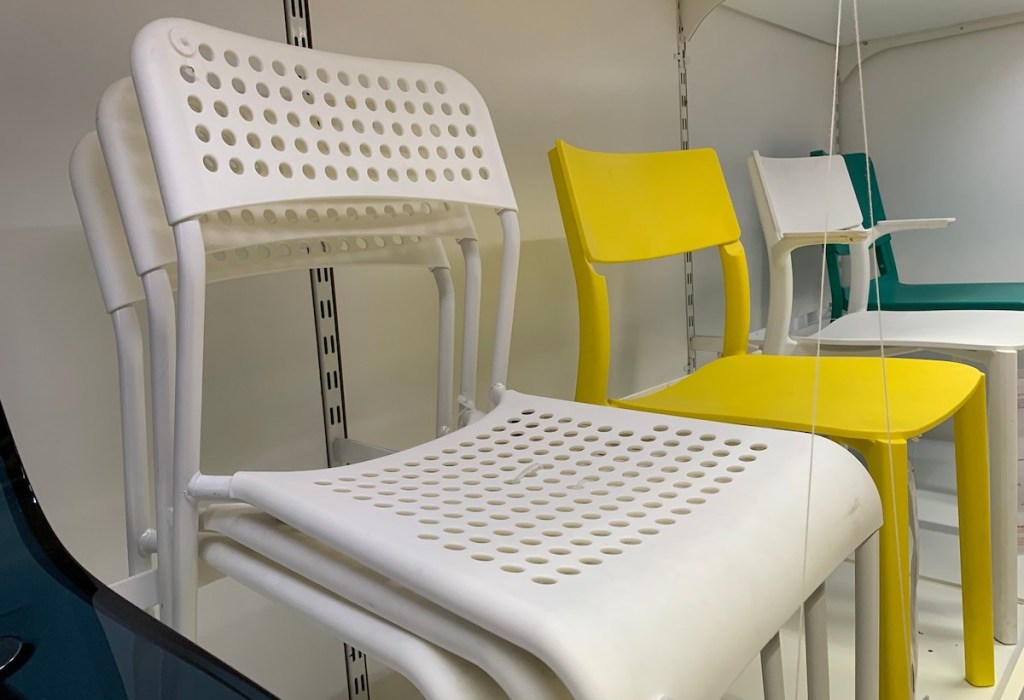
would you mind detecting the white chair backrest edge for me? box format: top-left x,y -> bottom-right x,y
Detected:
70,133 -> 147,312
69,132 -> 154,581
754,152 -> 864,236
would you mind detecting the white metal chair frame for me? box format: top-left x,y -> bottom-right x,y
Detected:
92,17 -> 885,699
750,150 -> 1024,645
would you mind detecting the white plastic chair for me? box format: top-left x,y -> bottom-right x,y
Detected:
750,150 -> 1024,645
117,18 -> 883,699
70,131 -> 510,699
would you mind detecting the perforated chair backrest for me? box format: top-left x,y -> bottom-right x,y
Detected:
69,133 -> 146,313
97,77 -> 476,281
130,18 -> 516,228
751,153 -> 865,244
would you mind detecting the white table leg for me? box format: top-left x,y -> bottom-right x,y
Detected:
986,349 -> 1018,644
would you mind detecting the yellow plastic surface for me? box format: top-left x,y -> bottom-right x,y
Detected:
615,355 -> 977,440
549,140 -> 741,264
549,141 -> 995,699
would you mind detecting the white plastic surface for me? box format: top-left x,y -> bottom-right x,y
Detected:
227,389 -> 882,700
810,310 -> 1024,352
97,78 -> 475,278
874,218 -> 954,235
203,505 -> 568,700
129,18 -> 517,225
751,151 -> 865,237
69,133 -> 145,312
200,537 -> 507,700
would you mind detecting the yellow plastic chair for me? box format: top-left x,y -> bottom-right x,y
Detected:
549,140 -> 994,700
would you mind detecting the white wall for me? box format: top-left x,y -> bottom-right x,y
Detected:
839,22 -> 1024,286
687,8 -> 836,341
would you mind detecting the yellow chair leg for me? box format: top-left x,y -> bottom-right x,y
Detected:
954,383 -> 996,687
863,439 -> 913,700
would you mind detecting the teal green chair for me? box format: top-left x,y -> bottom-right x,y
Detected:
816,151 -> 1024,319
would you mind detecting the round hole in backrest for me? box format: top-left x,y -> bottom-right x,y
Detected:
207,72 -> 223,89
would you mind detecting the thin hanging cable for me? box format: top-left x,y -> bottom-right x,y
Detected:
794,2 -> 845,696
851,0 -> 913,692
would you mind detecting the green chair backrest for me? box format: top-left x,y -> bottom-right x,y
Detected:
810,151 -> 897,318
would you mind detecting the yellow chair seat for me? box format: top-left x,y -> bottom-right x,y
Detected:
615,355 -> 978,441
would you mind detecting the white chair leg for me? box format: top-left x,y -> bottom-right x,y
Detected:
985,348 -> 1018,643
456,237 -> 481,426
431,267 -> 456,436
805,582 -> 830,699
170,222 -> 207,638
761,632 -> 785,700
855,532 -> 880,700
142,269 -> 177,626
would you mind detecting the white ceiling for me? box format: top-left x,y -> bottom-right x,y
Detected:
723,0 -> 1024,44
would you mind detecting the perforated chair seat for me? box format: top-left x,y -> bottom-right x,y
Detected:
223,390 -> 882,700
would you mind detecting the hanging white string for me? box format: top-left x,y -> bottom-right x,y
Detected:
795,0 -> 909,696
851,0 -> 914,691
793,1 -> 845,696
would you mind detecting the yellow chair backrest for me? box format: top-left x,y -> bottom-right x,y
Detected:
549,140 -> 751,404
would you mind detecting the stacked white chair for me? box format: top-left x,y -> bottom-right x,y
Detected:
749,151 -> 1024,645
77,17 -> 886,698
87,79 -> 581,695
71,130 -> 510,698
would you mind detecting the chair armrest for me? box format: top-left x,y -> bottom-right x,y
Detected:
873,218 -> 954,235
778,229 -> 870,251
